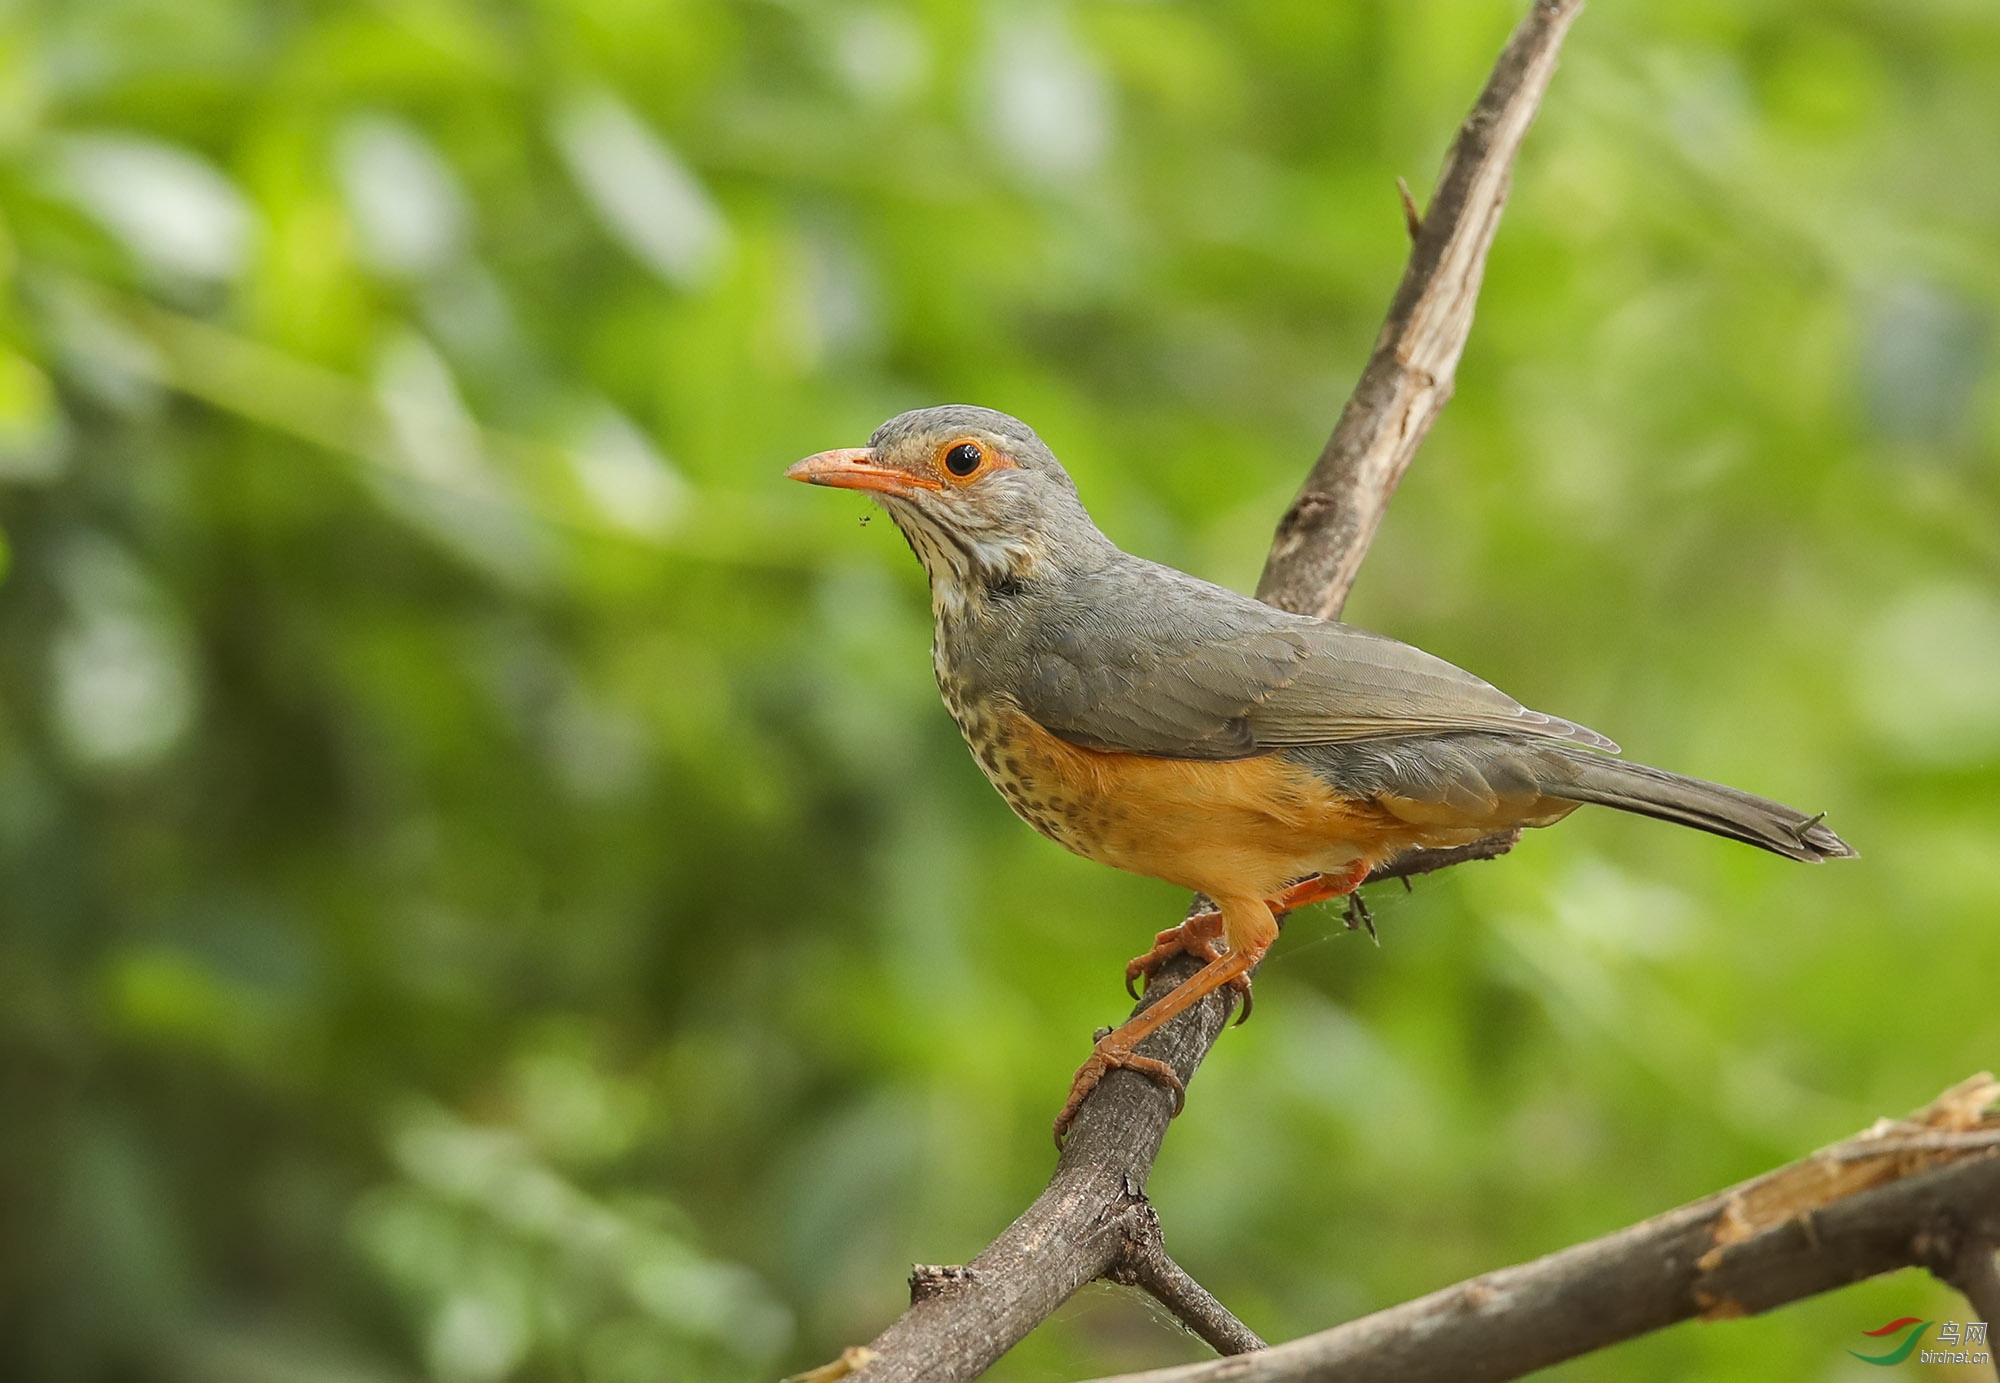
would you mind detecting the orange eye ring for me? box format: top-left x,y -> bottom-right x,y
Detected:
943,442 -> 983,477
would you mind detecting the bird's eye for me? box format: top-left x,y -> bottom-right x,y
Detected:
944,443 -> 983,477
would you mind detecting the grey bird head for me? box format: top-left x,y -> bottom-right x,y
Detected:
786,405 -> 1113,609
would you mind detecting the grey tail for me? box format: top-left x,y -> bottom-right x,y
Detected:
1541,746 -> 1856,863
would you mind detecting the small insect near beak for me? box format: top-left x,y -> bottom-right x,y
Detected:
785,448 -> 940,498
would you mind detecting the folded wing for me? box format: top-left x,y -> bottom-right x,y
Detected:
996,564 -> 1616,760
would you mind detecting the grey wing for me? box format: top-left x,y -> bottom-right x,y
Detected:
1244,621 -> 1619,753
1006,613 -> 1310,758
996,568 -> 1615,758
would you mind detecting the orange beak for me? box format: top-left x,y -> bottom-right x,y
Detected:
785,447 -> 939,498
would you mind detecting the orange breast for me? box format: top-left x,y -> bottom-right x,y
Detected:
956,698 -> 1424,900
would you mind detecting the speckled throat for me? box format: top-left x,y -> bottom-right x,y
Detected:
927,600 -> 1102,859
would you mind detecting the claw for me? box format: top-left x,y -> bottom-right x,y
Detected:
1124,916 -> 1260,1024
1123,913 -> 1224,998
1345,891 -> 1378,944
1053,1038 -> 1185,1146
1063,905 -> 1288,1142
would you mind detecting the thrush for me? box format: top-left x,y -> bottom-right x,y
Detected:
788,405 -> 1854,1142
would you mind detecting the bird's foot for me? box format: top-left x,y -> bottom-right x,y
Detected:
1060,917 -> 1275,1143
1123,865 -> 1375,1015
1123,911 -> 1257,1022
1124,911 -> 1226,996
1053,1031 -> 1184,1147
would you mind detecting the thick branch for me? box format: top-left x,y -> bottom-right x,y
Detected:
840,4 -> 1582,1379
1077,1076 -> 2000,1383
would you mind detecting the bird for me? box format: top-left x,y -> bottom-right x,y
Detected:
787,405 -> 1854,1143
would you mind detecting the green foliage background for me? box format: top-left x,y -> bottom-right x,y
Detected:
2,1 -> 1996,1379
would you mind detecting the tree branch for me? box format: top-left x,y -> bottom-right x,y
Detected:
1108,1205 -> 1269,1357
842,949 -> 1235,1383
1366,828 -> 1522,887
832,4 -> 1585,1379
1075,1076 -> 2000,1383
1256,0 -> 1584,622
1936,1236 -> 2000,1381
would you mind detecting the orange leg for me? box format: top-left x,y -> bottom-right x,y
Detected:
1057,927 -> 1267,1146
1061,861 -> 1377,1144
1060,874 -> 1372,1145
1122,861 -> 1374,1019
